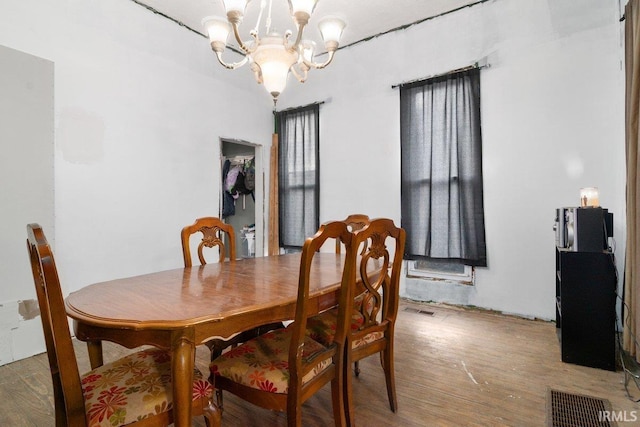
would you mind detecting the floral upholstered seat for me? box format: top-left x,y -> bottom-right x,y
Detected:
211,328 -> 332,394
81,348 -> 213,427
305,309 -> 385,348
305,293 -> 384,349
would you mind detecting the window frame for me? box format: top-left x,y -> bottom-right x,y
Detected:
406,260 -> 475,285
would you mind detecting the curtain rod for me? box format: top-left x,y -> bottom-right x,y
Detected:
391,59 -> 490,89
273,100 -> 325,114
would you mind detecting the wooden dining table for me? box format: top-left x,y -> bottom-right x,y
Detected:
65,253 -> 346,427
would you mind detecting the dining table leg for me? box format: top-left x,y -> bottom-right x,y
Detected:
172,330 -> 195,427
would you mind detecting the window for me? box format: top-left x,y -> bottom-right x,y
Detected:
400,68 -> 487,281
276,104 -> 320,249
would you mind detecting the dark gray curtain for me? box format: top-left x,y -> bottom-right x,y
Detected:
276,104 -> 319,249
400,68 -> 487,267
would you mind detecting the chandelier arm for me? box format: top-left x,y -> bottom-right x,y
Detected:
302,50 -> 336,70
230,22 -> 254,54
251,63 -> 263,84
290,64 -> 308,83
213,49 -> 250,70
289,21 -> 307,52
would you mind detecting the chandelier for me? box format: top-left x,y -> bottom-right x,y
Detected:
202,0 -> 346,104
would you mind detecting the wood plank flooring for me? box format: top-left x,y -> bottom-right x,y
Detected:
1,300 -> 638,426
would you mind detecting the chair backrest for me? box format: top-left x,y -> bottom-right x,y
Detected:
181,217 -> 236,267
335,214 -> 369,254
26,224 -> 86,426
352,218 -> 406,332
287,221 -> 356,405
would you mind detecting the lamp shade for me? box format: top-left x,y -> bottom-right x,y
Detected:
261,61 -> 291,97
223,0 -> 250,16
202,16 -> 231,45
318,16 -> 346,46
252,37 -> 298,97
580,187 -> 599,207
288,0 -> 318,16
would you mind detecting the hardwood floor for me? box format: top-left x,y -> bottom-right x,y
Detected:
1,300 -> 638,426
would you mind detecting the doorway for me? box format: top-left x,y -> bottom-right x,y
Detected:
220,139 -> 264,258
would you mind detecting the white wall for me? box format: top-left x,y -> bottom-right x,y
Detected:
0,45 -> 54,365
0,0 -> 273,363
276,0 -> 626,320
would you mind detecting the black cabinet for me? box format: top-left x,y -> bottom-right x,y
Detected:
555,248 -> 616,371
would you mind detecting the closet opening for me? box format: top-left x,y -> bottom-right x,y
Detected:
220,139 -> 264,258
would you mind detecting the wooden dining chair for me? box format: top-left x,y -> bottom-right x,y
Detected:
26,223 -> 217,427
305,218 -> 406,418
181,216 -> 237,266
209,221 -> 356,427
181,217 -> 282,362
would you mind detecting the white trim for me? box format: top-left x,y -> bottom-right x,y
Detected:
406,260 -> 474,285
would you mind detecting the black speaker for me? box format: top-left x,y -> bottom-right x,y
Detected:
565,207 -> 607,252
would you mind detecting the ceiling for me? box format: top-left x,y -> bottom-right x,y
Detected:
135,0 -> 483,51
